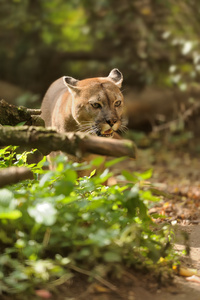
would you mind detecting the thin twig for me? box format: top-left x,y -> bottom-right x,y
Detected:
68,264 -> 117,292
26,108 -> 41,115
50,273 -> 73,286
42,228 -> 51,247
153,102 -> 200,133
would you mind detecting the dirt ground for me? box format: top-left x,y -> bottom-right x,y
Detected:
53,271 -> 200,300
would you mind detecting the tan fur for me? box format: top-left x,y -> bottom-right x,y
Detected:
41,69 -> 125,175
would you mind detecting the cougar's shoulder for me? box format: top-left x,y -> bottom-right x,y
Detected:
41,77 -> 71,129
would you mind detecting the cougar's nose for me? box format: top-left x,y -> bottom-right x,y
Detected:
106,119 -> 117,127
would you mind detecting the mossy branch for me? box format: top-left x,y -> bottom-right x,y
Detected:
0,99 -> 43,126
0,126 -> 137,158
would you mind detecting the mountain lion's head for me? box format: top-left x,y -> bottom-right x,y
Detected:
62,68 -> 126,137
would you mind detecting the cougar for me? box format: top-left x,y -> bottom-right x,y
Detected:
41,68 -> 126,175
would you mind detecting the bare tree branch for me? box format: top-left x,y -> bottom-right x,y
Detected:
26,108 -> 41,115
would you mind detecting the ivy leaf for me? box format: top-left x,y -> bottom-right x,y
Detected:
0,189 -> 22,219
121,170 -> 137,182
105,157 -> 127,168
141,190 -> 160,202
28,202 -> 57,226
0,210 -> 22,219
0,189 -> 15,207
103,251 -> 122,262
134,169 -> 153,180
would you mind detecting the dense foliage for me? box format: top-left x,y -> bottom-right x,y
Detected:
0,147 -> 176,295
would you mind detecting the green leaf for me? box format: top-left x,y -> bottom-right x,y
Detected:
99,169 -> 112,182
0,229 -> 13,243
0,189 -> 22,219
64,169 -> 77,182
0,189 -> 14,206
103,251 -> 122,262
55,180 -> 74,196
0,210 -> 22,219
121,170 -> 137,182
134,169 -> 153,180
28,202 -> 57,226
15,239 -> 26,249
39,172 -> 54,187
140,190 -> 160,202
105,156 -> 127,168
36,156 -> 47,169
151,213 -> 167,219
91,156 -> 105,167
16,121 -> 26,126
90,169 -> 96,177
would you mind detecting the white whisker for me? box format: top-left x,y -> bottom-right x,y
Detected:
79,121 -> 94,126
118,124 -> 128,134
76,122 -> 99,136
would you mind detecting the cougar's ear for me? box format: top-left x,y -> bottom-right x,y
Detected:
108,68 -> 123,88
63,76 -> 80,95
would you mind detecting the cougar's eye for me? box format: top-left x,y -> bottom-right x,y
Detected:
114,100 -> 121,107
91,102 -> 102,109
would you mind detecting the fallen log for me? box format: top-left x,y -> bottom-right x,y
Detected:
0,126 -> 137,159
0,167 -> 34,188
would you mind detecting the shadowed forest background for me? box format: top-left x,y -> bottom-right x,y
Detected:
2,1 -> 200,299
2,0 -> 200,135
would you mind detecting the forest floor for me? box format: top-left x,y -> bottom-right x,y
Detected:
44,134 -> 200,300
107,134 -> 200,300
5,133 -> 200,300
